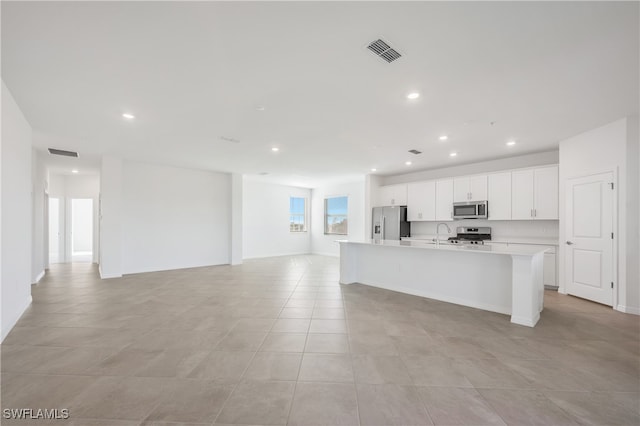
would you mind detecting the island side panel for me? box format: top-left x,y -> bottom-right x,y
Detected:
339,242 -> 358,284
510,252 -> 544,327
342,243 -> 513,315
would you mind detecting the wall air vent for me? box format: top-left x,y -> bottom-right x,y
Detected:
367,39 -> 402,63
408,149 -> 422,155
48,148 -> 79,157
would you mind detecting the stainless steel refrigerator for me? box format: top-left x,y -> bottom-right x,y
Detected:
372,206 -> 411,240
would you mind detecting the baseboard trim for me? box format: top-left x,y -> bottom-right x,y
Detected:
310,251 -> 339,258
32,270 -> 45,285
616,305 -> 640,315
1,295 -> 32,342
243,252 -> 312,260
99,265 -> 122,279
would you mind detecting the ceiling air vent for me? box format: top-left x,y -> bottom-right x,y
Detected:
220,136 -> 240,144
367,39 -> 402,63
408,149 -> 422,155
48,148 -> 79,157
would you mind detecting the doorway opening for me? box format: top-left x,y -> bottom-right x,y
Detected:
48,197 -> 61,263
71,198 -> 93,262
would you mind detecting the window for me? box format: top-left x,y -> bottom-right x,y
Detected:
324,196 -> 348,235
289,197 -> 306,232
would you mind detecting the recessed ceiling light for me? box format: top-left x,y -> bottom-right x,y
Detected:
449,152 -> 458,157
71,169 -> 79,174
371,168 -> 377,172
271,147 -> 279,152
439,135 -> 448,141
407,92 -> 420,100
256,106 -> 265,111
506,141 -> 516,146
405,161 -> 412,166
122,113 -> 135,119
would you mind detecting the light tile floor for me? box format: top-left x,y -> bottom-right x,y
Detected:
1,255 -> 639,425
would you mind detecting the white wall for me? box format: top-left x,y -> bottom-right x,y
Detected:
626,116 -> 639,313
311,179 -> 366,257
1,81 -> 33,341
382,150 -> 559,185
243,179 -> 311,259
99,156 -> 123,278
231,174 -> 243,265
559,117 -> 639,314
121,161 -> 231,274
31,149 -> 47,282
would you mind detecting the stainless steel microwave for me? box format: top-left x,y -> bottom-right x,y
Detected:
453,201 -> 488,220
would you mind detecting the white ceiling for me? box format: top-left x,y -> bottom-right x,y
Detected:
2,1 -> 638,187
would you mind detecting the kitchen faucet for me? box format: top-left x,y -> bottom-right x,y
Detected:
436,223 -> 451,245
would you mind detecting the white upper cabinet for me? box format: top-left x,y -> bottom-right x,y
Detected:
511,166 -> 558,220
488,172 -> 512,220
378,184 -> 407,206
512,169 -> 535,219
453,175 -> 487,202
407,181 -> 436,221
533,166 -> 559,219
435,179 -> 454,221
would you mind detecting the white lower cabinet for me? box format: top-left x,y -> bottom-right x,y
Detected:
543,252 -> 557,287
487,243 -> 557,288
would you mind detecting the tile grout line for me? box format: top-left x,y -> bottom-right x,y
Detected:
283,263 -> 315,426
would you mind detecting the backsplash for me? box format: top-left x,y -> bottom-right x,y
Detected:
409,219 -> 559,239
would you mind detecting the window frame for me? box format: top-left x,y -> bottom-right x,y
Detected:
289,196 -> 307,233
324,195 -> 349,235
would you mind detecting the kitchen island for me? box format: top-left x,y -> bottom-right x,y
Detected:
338,240 -> 548,327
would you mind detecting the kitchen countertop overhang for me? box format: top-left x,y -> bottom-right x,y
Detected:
338,239 -> 549,256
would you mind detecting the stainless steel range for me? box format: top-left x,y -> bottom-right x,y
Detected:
447,227 -> 491,245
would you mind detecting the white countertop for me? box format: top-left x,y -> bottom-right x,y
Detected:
404,234 -> 559,246
338,239 -> 549,256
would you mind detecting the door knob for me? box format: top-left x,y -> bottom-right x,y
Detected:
566,241 -> 574,245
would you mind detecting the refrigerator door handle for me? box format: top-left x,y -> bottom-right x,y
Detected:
381,216 -> 385,240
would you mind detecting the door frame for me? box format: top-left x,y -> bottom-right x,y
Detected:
562,168 -> 618,309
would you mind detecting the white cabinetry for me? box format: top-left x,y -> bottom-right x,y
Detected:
488,172 -> 512,220
407,181 -> 436,221
435,179 -> 454,221
378,184 -> 407,206
533,166 -> 559,220
453,175 -> 488,202
488,242 -> 558,288
544,251 -> 557,287
511,166 -> 558,220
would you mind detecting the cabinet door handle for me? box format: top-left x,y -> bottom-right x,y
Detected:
534,209 -> 537,217
530,209 -> 533,218
566,241 -> 574,245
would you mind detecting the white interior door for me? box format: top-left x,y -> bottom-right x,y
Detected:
71,198 -> 94,262
565,172 -> 614,306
